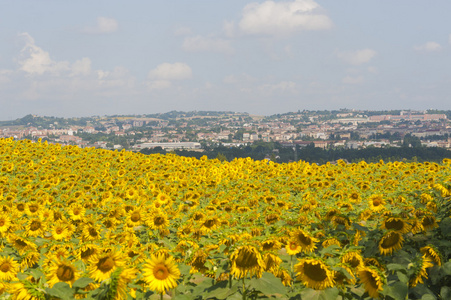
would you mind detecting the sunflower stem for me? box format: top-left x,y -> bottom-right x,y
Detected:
290,255 -> 294,292
242,277 -> 246,300
160,293 -> 163,300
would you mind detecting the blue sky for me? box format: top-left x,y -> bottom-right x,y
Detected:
1,0 -> 450,120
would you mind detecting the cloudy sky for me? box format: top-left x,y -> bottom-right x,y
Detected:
1,0 -> 450,120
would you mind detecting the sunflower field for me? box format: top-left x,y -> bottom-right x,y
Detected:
1,137 -> 451,300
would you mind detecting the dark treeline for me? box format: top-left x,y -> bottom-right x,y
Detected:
139,142 -> 451,164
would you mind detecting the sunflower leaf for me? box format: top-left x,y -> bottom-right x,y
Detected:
300,287 -> 339,300
442,260 -> 451,275
72,277 -> 94,289
45,282 -> 75,300
247,272 -> 287,296
201,280 -> 238,300
381,281 -> 408,300
387,263 -> 406,272
441,287 -> 451,300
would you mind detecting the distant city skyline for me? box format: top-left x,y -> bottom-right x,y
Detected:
1,0 -> 450,120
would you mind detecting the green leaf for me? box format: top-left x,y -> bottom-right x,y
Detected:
383,281 -> 408,300
387,264 -> 406,272
396,271 -> 409,284
442,260 -> 451,275
172,295 -> 192,300
202,280 -> 238,300
30,268 -> 44,280
72,277 -> 94,289
300,288 -> 339,300
16,272 -> 28,280
248,272 -> 287,296
439,217 -> 451,237
45,282 -> 75,300
353,223 -> 369,232
319,245 -> 340,257
441,287 -> 451,300
191,277 -> 215,294
420,295 -> 436,300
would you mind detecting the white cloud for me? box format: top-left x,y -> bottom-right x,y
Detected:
0,69 -> 13,85
223,73 -> 256,84
238,0 -> 332,36
182,35 -> 234,55
71,57 -> 92,76
174,26 -> 193,36
18,33 -> 70,75
148,62 -> 192,81
414,41 -> 442,52
84,17 -> 118,34
223,20 -> 236,38
261,81 -> 297,92
147,80 -> 172,90
338,49 -> 377,65
342,75 -> 364,84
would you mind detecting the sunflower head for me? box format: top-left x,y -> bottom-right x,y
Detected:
420,245 -> 442,266
143,253 -> 180,294
46,259 -> 79,287
409,255 -> 434,287
230,245 -> 265,279
294,257 -> 334,290
379,231 -> 404,256
357,266 -> 385,298
290,228 -> 318,253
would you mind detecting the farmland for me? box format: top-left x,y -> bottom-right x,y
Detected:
0,137 -> 450,299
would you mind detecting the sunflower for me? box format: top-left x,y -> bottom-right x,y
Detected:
0,256 -> 19,281
7,280 -> 45,300
263,252 -> 282,272
379,231 -> 404,256
25,202 -> 41,216
142,253 -> 180,294
230,245 -> 265,279
294,258 -> 334,290
82,224 -> 102,242
78,243 -> 100,262
46,259 -> 80,287
290,228 -> 318,253
127,209 -> 144,226
25,218 -> 46,237
420,245 -> 442,266
106,267 -> 138,300
88,250 -> 125,282
261,239 -> 282,252
7,235 -> 36,255
274,267 -> 292,287
49,221 -> 70,241
0,214 -> 11,233
421,215 -> 438,231
381,217 -> 411,234
68,204 -> 86,221
0,281 -> 7,296
334,263 -> 356,287
188,249 -> 209,274
368,194 -> 386,212
20,251 -> 40,270
358,266 -> 385,298
341,251 -> 364,270
285,240 -> 302,255
409,256 -> 434,287
156,192 -> 172,206
146,212 -> 170,231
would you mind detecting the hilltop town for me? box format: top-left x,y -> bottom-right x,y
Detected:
1,109 -> 450,153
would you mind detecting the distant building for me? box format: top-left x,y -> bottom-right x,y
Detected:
133,142 -> 201,150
